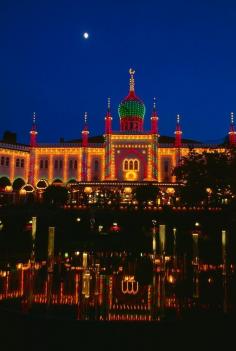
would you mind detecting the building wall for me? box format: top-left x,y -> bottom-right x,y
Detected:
0,142 -> 227,187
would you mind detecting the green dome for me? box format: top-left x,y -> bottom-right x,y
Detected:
118,92 -> 146,119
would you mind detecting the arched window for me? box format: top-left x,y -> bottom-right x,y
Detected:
134,160 -> 138,170
129,160 -> 133,170
124,160 -> 128,170
40,160 -> 44,169
69,160 -> 73,169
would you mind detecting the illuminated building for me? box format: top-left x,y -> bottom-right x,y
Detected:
0,69 -> 235,192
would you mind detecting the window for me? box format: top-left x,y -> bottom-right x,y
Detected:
1,157 -> 4,166
40,160 -> 44,169
164,160 -> 169,173
94,160 -> 99,172
5,157 -> 9,167
16,158 -> 20,167
59,160 -> 63,169
74,160 -> 77,170
21,159 -> 24,168
54,160 -> 58,169
45,160 -> 48,169
123,159 -> 139,171
69,160 -> 73,170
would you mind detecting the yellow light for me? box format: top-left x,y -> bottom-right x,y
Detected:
5,185 -> 13,192
125,171 -> 137,181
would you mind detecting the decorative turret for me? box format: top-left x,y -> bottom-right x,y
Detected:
151,98 -> 159,134
82,112 -> 89,147
30,112 -> 38,147
118,69 -> 145,132
105,97 -> 112,134
174,114 -> 182,147
228,112 -> 236,146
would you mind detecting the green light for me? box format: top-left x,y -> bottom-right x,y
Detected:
118,100 -> 145,119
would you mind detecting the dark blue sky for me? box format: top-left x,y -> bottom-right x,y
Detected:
1,0 -> 236,143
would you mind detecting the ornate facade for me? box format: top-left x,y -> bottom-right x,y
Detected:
0,69 -> 235,191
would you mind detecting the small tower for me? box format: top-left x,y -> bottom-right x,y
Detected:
174,114 -> 182,148
30,112 -> 38,147
105,97 -> 112,134
228,112 -> 236,146
151,97 -> 159,134
82,112 -> 89,147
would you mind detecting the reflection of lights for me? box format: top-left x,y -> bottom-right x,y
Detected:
124,187 -> 132,194
98,225 -> 103,232
208,277 -> 214,284
167,274 -> 175,284
166,187 -> 175,195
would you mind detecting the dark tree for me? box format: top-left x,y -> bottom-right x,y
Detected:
173,150 -> 232,205
135,185 -> 160,204
43,185 -> 68,205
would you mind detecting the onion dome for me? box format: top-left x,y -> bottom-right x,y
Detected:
118,69 -> 145,131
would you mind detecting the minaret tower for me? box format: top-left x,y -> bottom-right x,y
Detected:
105,97 -> 112,134
174,114 -> 182,148
82,112 -> 89,147
30,112 -> 38,147
174,114 -> 182,171
28,112 -> 38,185
228,112 -> 236,146
104,98 -> 113,180
81,112 -> 89,181
150,98 -> 159,180
151,97 -> 159,134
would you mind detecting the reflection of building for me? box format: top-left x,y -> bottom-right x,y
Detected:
0,69 -> 235,192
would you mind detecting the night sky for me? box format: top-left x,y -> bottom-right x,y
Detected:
1,0 -> 236,144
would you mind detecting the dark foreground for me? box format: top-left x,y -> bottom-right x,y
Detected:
0,308 -> 235,350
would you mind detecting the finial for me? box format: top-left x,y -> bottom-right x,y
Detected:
230,112 -> 234,124
177,114 -> 180,124
153,97 -> 156,109
108,97 -> 111,110
129,68 -> 135,92
84,112 -> 88,124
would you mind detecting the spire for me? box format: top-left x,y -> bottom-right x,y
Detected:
30,112 -> 38,147
105,97 -> 112,134
82,112 -> 89,147
151,97 -> 159,134
174,114 -> 182,147
229,111 -> 236,146
129,68 -> 135,92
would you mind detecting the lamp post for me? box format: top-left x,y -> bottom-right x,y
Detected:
152,219 -> 157,257
222,229 -> 229,313
192,222 -> 200,299
173,227 -> 177,271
